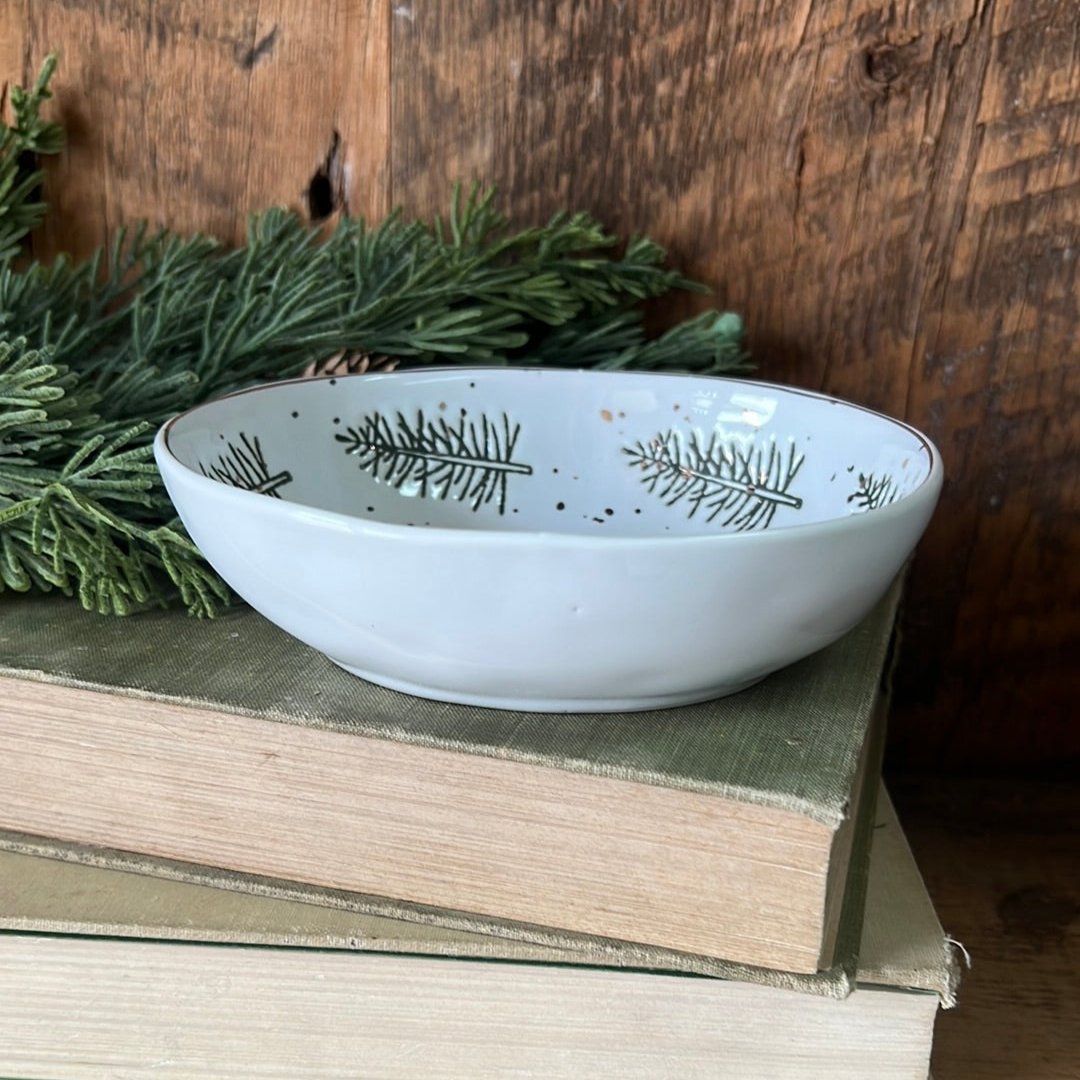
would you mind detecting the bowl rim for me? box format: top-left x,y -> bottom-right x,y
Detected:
155,366 -> 943,545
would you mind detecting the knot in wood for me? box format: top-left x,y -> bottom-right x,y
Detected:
851,42 -> 907,102
864,44 -> 900,85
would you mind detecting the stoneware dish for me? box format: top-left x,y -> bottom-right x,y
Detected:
154,368 -> 943,712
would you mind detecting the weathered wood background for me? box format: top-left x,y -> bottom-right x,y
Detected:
893,776 -> 1080,1078
2,0 -> 1077,773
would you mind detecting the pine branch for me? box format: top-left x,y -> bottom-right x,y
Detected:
200,432 -> 293,498
848,472 -> 899,512
336,408 -> 533,515
0,337 -> 229,614
0,53 -> 63,262
625,429 -> 804,532
526,309 -> 748,373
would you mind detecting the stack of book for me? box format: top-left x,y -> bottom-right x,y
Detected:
0,577 -> 960,1078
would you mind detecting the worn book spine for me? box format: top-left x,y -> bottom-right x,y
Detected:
0,793 -> 961,1003
0,933 -> 943,1080
0,791 -> 958,1080
0,708 -> 887,999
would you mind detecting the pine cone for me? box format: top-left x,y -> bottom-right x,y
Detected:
302,351 -> 400,378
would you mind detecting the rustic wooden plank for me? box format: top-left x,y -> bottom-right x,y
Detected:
2,0 -> 391,257
0,3 -> 24,88
892,776 -> 1080,1080
390,0 -> 1080,771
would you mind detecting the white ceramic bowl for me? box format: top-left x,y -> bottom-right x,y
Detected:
154,368 -> 942,712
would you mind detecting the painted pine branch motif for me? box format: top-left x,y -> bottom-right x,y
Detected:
847,472 -> 900,512
199,433 -> 293,497
335,409 -> 533,514
624,429 -> 804,531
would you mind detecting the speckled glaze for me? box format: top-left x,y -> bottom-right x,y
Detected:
154,367 -> 942,712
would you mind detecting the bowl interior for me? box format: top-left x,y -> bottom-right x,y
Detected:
162,369 -> 936,537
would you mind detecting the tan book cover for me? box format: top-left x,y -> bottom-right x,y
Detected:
0,790 -> 959,1080
0,579 -> 900,974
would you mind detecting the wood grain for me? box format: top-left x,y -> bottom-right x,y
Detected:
2,0 -> 391,252
1,0 -> 1077,771
892,776 -> 1080,1080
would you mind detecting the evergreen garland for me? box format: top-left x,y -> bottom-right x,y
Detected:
1,57 -> 748,616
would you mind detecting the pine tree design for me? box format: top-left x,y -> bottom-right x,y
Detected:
624,429 -> 804,531
199,433 -> 293,498
847,472 -> 900,512
335,409 -> 533,515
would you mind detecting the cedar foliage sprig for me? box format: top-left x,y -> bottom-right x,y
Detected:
1,56 -> 748,616
0,53 -> 64,262
0,337 -> 230,614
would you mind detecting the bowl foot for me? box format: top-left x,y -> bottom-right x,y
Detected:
326,658 -> 766,714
